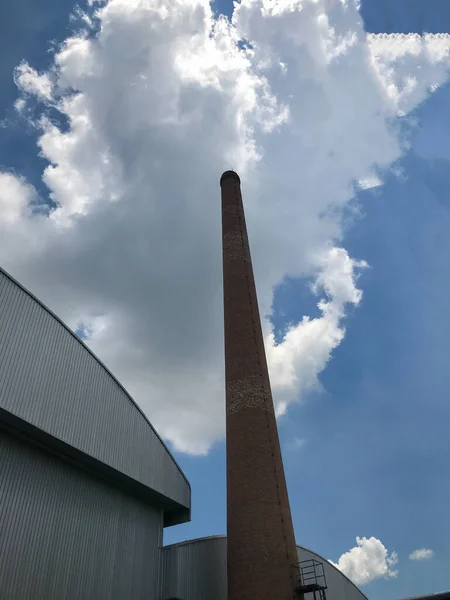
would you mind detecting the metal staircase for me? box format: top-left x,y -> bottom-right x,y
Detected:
292,558 -> 328,600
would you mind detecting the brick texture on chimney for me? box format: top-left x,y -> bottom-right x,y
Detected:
221,171 -> 300,600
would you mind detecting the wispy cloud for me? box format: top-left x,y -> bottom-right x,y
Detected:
285,437 -> 306,452
409,548 -> 435,561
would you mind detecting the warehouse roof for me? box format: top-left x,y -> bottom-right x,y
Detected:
0,266 -> 190,526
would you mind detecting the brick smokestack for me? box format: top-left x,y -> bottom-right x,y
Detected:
221,171 -> 300,600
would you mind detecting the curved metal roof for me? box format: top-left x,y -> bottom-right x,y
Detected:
161,535 -> 368,599
0,266 -> 190,525
398,593 -> 450,600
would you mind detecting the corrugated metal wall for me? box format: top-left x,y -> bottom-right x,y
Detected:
159,536 -> 368,600
0,268 -> 189,510
160,537 -> 228,600
298,546 -> 368,600
0,431 -> 163,600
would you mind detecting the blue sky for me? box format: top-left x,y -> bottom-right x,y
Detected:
170,94 -> 450,600
1,1 -> 450,599
171,2 -> 450,597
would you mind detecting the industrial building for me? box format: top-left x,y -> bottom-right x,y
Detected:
0,173 -> 435,598
0,263 -> 190,598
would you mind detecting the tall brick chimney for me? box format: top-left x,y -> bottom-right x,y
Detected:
221,170 -> 300,600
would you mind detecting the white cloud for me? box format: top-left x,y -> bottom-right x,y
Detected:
368,33 -> 450,115
2,0 -> 450,454
267,247 -> 367,416
14,98 -> 26,114
14,62 -> 53,101
409,548 -> 435,561
357,174 -> 383,190
330,536 -> 398,585
0,172 -> 35,224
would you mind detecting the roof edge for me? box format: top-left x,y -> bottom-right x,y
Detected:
397,593 -> 450,600
0,265 -> 191,498
163,534 -> 227,549
297,544 -> 369,600
162,535 -> 368,598
1,407 -> 190,526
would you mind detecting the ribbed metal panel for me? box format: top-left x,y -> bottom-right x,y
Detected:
0,431 -> 162,599
0,268 -> 189,512
160,536 -> 228,600
160,536 -> 368,600
297,546 -> 369,600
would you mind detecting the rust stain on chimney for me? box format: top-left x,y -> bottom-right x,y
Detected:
221,171 -> 300,600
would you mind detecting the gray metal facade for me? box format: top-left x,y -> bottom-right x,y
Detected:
1,431 -> 163,600
0,266 -> 370,600
160,536 -> 228,600
0,267 -> 189,522
297,545 -> 368,600
160,536 -> 368,600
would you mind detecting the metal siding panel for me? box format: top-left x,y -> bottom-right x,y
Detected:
26,305 -> 48,424
161,537 -> 228,600
32,309 -> 57,425
297,546 -> 368,600
0,269 -> 189,510
0,285 -> 27,411
159,538 -> 369,600
0,432 -> 162,599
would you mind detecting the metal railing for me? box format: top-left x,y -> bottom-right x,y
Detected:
292,559 -> 327,590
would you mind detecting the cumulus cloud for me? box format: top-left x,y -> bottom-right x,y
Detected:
2,0 -> 450,453
330,536 -> 399,585
368,33 -> 450,115
267,247 -> 367,416
0,172 -> 36,224
409,548 -> 435,561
